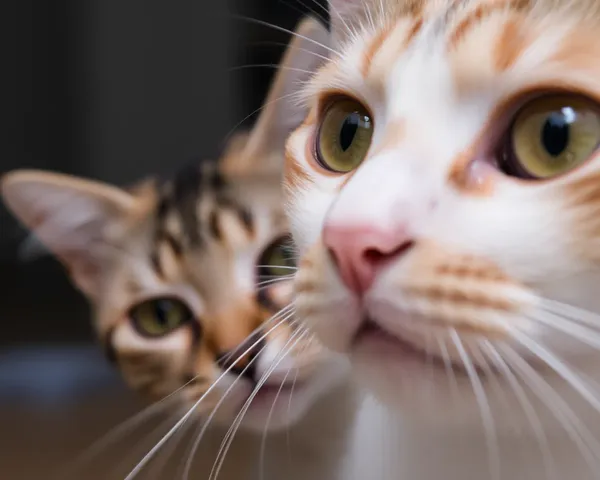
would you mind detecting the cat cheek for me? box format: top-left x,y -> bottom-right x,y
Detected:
295,242 -> 362,352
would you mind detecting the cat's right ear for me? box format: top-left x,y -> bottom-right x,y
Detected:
1,170 -> 137,299
225,16 -> 330,176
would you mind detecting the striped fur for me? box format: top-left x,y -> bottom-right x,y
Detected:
0,18 -> 357,480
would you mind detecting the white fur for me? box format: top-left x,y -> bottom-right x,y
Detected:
288,3 -> 600,479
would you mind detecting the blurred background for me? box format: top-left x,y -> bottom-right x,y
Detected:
3,1 -> 326,478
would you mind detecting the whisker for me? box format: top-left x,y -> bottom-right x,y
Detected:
123,313 -> 296,480
424,333 -> 435,405
529,309 -> 600,349
286,351 -> 303,467
482,341 -> 557,480
259,362 -> 294,480
181,312 -> 296,480
59,388 -> 184,479
223,91 -> 300,145
137,408 -> 198,480
209,328 -> 309,480
255,265 -> 297,270
541,299 -> 600,331
256,277 -> 293,290
450,330 -> 500,480
228,64 -> 323,75
499,343 -> 600,470
325,0 -> 360,43
436,335 -> 460,404
219,304 -> 295,367
507,327 -> 600,416
229,14 -> 341,58
470,344 -> 512,420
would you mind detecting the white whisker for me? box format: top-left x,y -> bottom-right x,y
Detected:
209,328 -> 309,480
144,409 -> 199,480
500,343 -> 600,471
181,311 -> 296,480
255,265 -> 297,270
326,0 -> 360,43
529,310 -> 600,349
259,363 -> 294,480
541,299 -> 600,331
450,330 -> 500,480
482,341 -> 557,480
436,335 -> 460,405
219,304 -> 295,367
229,15 -> 341,58
60,387 -> 184,478
223,92 -> 301,145
507,327 -> 600,416
123,311 -> 295,480
228,64 -> 323,75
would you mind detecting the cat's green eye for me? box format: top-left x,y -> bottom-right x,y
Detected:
129,297 -> 193,338
257,236 -> 296,279
316,98 -> 373,173
503,96 -> 600,179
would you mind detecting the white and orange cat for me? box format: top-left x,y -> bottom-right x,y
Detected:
286,0 -> 600,479
1,18 -> 361,480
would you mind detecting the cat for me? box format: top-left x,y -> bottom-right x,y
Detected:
1,18 -> 358,480
284,0 -> 600,479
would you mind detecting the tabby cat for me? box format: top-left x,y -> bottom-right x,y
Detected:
1,18 -> 356,480
285,1 -> 600,479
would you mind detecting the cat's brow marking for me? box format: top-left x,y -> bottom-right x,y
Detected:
493,15 -> 528,72
448,0 -> 531,50
360,24 -> 395,78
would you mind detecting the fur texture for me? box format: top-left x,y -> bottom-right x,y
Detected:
1,18 -> 361,480
285,1 -> 600,478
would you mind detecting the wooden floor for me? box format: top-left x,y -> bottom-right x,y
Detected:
0,347 -> 178,480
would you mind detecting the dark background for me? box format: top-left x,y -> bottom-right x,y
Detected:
2,1 -> 326,478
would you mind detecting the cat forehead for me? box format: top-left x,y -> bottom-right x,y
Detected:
312,0 -> 597,108
153,163 -> 285,242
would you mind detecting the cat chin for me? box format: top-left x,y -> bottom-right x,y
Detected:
209,354 -> 351,434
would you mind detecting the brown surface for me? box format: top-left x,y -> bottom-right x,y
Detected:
0,391 -> 149,480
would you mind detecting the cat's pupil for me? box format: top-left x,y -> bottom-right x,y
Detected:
542,112 -> 570,157
154,300 -> 172,326
339,113 -> 360,152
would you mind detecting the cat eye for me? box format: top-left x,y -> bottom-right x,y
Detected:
315,98 -> 373,173
499,95 -> 600,179
129,297 -> 193,338
257,235 -> 296,279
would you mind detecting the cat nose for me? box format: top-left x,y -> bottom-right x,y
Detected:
216,332 -> 264,382
323,224 -> 415,295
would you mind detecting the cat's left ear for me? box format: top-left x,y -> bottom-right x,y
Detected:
229,17 -> 330,175
1,170 -> 138,299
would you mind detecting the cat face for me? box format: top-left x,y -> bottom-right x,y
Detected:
2,17 -> 346,432
285,0 -> 600,428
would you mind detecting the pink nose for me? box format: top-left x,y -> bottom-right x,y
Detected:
323,225 -> 414,295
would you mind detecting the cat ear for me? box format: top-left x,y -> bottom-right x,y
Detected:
1,170 -> 137,299
232,16 -> 330,175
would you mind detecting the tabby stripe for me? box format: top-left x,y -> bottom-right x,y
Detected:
160,230 -> 183,257
448,0 -> 530,49
151,251 -> 165,279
